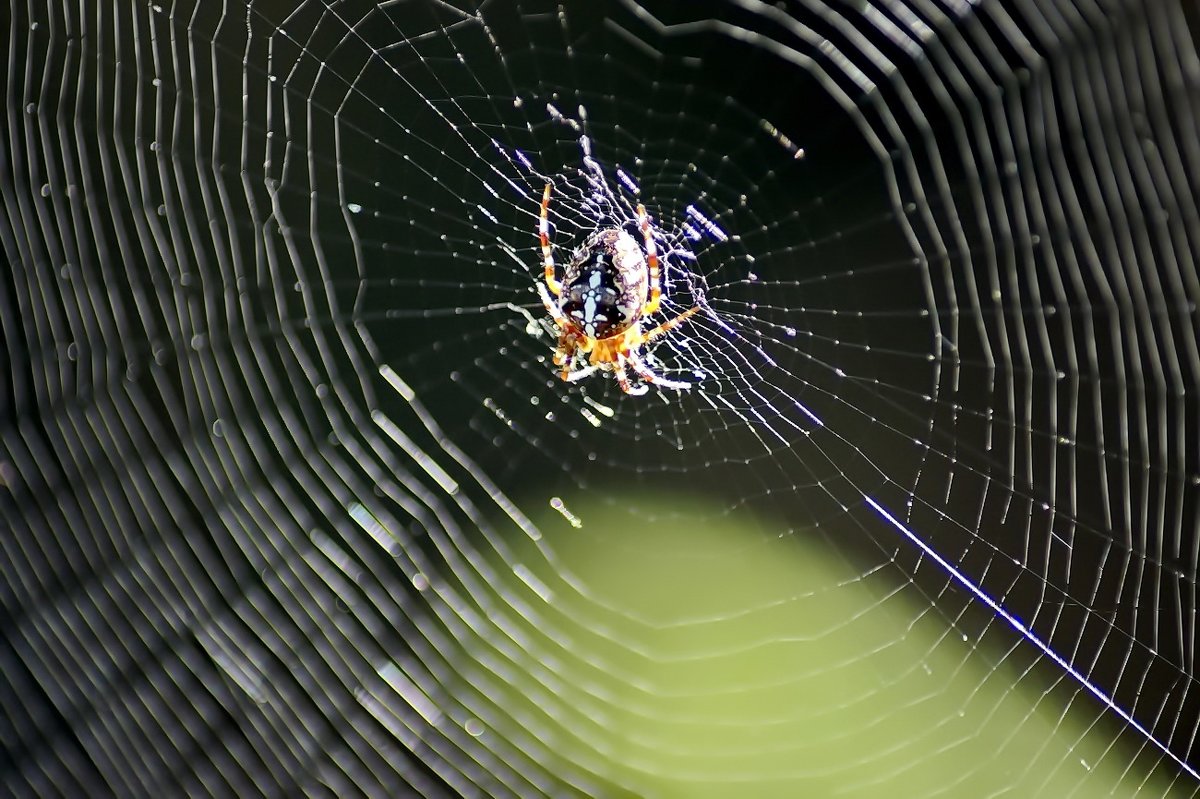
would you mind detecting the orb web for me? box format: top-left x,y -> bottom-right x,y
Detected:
2,0 -> 1199,796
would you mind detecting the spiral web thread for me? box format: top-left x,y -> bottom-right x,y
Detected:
2,0 -> 1199,795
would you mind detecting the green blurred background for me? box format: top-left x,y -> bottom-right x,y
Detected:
455,493 -> 1184,797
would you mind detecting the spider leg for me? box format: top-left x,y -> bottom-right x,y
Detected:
636,202 -> 660,315
641,305 -> 700,343
627,350 -> 693,390
536,282 -> 583,378
563,364 -> 600,382
614,359 -> 649,396
536,281 -> 569,329
540,184 -> 562,296
555,327 -> 580,374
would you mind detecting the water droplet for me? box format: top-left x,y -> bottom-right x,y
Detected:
549,497 -> 583,528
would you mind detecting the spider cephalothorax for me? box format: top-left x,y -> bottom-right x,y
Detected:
536,183 -> 699,395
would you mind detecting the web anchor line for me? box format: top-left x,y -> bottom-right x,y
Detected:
863,496 -> 1200,782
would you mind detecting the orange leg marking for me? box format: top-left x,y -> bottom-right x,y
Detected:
642,306 -> 700,343
540,184 -> 561,296
636,202 -> 660,315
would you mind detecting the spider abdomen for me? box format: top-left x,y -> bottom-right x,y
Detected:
561,228 -> 648,339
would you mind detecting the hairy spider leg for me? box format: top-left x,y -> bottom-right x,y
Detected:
613,360 -> 649,396
626,350 -> 693,390
540,184 -> 561,295
555,330 -> 580,379
640,306 -> 700,344
635,202 -> 660,314
536,281 -> 569,328
564,364 -> 599,382
536,280 -> 578,378
558,331 -> 592,380
555,337 -> 573,369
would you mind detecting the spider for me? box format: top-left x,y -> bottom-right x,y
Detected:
535,183 -> 700,395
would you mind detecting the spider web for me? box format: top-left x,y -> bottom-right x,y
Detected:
3,0 -> 1200,795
